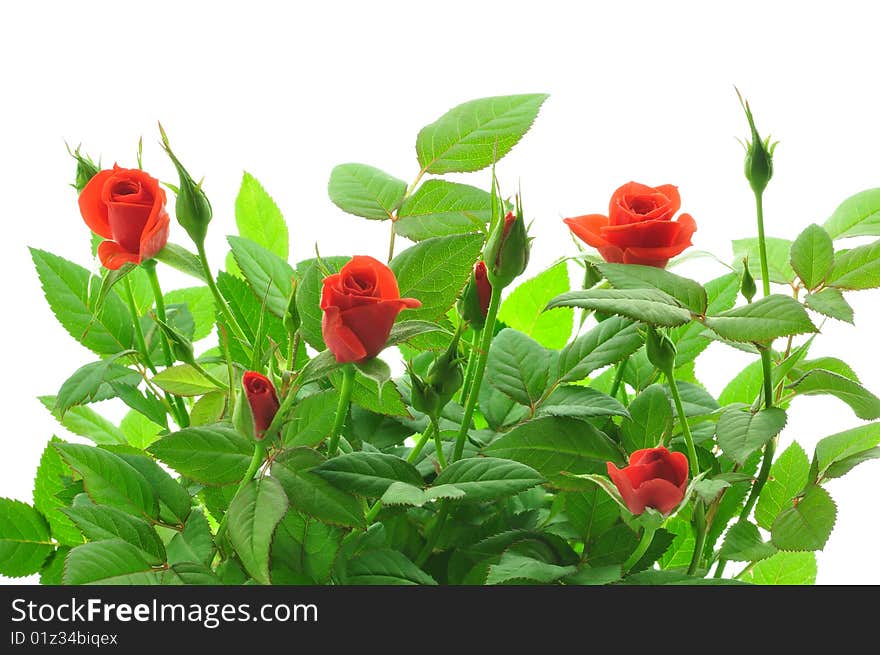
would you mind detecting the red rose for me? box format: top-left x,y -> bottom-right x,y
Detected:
242,371 -> 280,439
564,182 -> 696,268
606,446 -> 689,515
78,165 -> 170,270
321,255 -> 421,363
473,261 -> 492,318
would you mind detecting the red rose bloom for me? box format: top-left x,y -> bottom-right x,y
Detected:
242,371 -> 280,439
564,182 -> 696,268
606,446 -> 689,515
78,165 -> 170,270
321,255 -> 421,363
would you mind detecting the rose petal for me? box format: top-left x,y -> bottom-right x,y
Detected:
321,306 -> 368,363
107,201 -> 153,253
620,213 -> 697,267
607,462 -> 645,515
139,207 -> 170,262
97,240 -> 141,270
338,298 -> 414,359
610,182 -> 678,225
600,218 -> 682,249
344,255 -> 401,299
78,169 -> 115,239
632,478 -> 686,515
564,214 -> 612,248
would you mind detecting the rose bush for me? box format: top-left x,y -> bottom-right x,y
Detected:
5,93 -> 880,588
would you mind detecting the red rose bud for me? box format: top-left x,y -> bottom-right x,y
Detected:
607,447 -> 689,515
320,255 -> 421,363
78,165 -> 170,270
737,89 -> 777,195
457,261 -> 492,328
564,182 -> 696,269
159,124 -> 213,247
484,207 -> 529,288
238,371 -> 280,439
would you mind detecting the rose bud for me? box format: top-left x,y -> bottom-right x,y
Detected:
607,446 -> 689,516
320,255 -> 421,363
457,261 -> 492,329
283,277 -> 301,335
645,325 -> 677,374
234,371 -> 280,440
159,124 -> 213,248
409,332 -> 464,418
737,90 -> 777,195
484,203 -> 530,289
67,144 -> 100,193
740,257 -> 757,303
564,182 -> 696,268
78,165 -> 171,270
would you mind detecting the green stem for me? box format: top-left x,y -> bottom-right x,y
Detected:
622,525 -> 656,573
218,324 -> 236,410
458,333 -> 479,404
415,503 -> 449,567
407,422 -> 436,464
327,364 -> 356,457
665,369 -> 699,473
143,262 -> 189,427
195,241 -> 250,349
688,503 -> 708,576
754,191 -> 771,297
387,221 -> 397,264
287,331 -> 301,373
431,415 -> 446,469
215,440 -> 266,549
452,283 -> 502,462
123,276 -> 156,374
609,358 -> 629,404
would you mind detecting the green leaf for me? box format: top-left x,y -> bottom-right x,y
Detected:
814,422 -> 880,480
227,235 -> 295,317
537,386 -> 628,420
235,172 -> 288,259
598,263 -> 707,314
295,256 -> 349,350
387,320 -> 450,348
741,550 -> 817,585
355,357 -> 391,389
347,548 -> 437,585
149,424 -> 254,486
487,551 -> 576,585
30,248 -> 134,355
54,358 -> 140,417
33,438 -> 82,546
703,294 -> 817,343
0,498 -> 53,577
151,364 -> 224,397
826,239 -> 880,290
671,272 -> 740,366
620,569 -> 745,585
547,289 -> 693,327
486,329 -> 556,407
803,288 -> 854,324
271,448 -> 364,528
823,188 -> 880,239
719,520 -> 777,562
432,457 -> 544,502
40,547 -> 69,585
312,452 -> 423,497
719,360 -> 764,406
63,539 -> 158,585
391,233 -> 484,322
39,396 -> 126,445
271,510 -> 342,584
717,407 -> 788,464
693,478 -> 731,505
328,163 -> 406,220
379,481 -> 465,507
788,369 -> 880,419
790,224 -> 834,289
166,509 -> 213,567
164,287 -> 215,341
498,262 -> 573,349
396,180 -> 492,241
340,370 -> 409,417
114,452 -> 191,526
563,489 -> 620,543
822,447 -> 880,480
190,392 -> 227,427
565,565 -> 623,586
415,93 -> 548,174
484,416 -> 623,481
771,485 -> 836,551
282,389 -> 338,447
62,504 -> 165,565
154,243 -> 207,282
755,442 -> 810,530
557,317 -> 643,383
620,384 -> 673,453
54,443 -> 158,518
216,271 -> 289,364
228,477 -> 289,585
732,237 -> 795,284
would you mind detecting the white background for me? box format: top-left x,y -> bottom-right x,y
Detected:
1,0 -> 878,584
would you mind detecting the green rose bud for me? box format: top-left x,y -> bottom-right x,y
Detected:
740,257 -> 757,303
283,277 -> 301,334
646,325 -> 677,374
152,315 -> 196,366
408,331 -> 464,419
67,144 -> 100,194
484,195 -> 530,288
737,89 -> 778,196
159,123 -> 213,248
